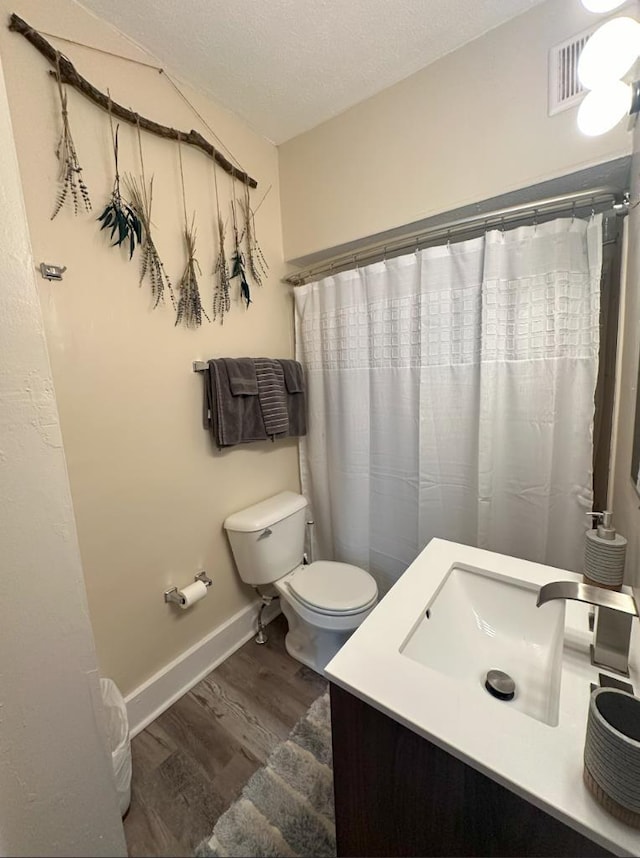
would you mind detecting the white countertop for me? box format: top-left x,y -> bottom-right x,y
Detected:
325,538 -> 640,857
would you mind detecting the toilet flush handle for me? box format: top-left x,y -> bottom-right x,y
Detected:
258,528 -> 272,540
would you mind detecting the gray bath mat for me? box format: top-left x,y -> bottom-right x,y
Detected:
196,692 -> 336,857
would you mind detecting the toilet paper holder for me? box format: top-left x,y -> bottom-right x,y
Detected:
164,570 -> 212,605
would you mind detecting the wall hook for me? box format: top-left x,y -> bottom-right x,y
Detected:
39,262 -> 66,281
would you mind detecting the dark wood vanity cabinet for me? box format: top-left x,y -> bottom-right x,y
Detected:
329,683 -> 613,857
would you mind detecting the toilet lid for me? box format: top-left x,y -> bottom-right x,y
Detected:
287,561 -> 377,613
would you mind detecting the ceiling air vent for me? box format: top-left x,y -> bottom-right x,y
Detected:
548,26 -> 596,116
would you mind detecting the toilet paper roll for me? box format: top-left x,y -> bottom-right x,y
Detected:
178,580 -> 208,609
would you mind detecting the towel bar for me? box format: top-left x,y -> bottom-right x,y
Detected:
193,361 -> 208,372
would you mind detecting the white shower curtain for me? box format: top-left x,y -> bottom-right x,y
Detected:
295,216 -> 603,594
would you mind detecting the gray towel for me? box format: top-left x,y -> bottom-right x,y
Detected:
276,359 -> 304,394
206,359 -> 267,447
254,358 -> 289,437
276,360 -> 307,437
223,358 -> 258,395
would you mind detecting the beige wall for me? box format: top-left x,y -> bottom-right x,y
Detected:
0,50 -> 125,856
0,0 -> 298,695
279,0 -> 632,262
613,128 -> 640,586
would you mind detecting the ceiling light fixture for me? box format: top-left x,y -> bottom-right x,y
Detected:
578,17 -> 640,88
581,0 -> 626,12
577,80 -> 633,134
575,12 -> 640,136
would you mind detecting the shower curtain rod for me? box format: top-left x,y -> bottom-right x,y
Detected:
284,187 -> 628,286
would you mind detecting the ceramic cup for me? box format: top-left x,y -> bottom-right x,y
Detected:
584,688 -> 640,823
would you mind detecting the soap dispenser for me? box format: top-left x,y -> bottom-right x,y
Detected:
584,510 -> 627,590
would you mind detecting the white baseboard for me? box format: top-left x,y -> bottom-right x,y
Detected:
125,600 -> 281,738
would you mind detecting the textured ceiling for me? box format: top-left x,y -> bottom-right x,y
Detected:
76,0 -> 548,144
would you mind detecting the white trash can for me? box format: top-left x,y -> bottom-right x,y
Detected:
100,678 -> 132,817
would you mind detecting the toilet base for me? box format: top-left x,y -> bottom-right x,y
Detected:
279,598 -> 360,675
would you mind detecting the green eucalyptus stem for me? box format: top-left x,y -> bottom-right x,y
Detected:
98,121 -> 142,259
230,199 -> 251,309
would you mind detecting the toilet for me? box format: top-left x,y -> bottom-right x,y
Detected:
224,491 -> 378,674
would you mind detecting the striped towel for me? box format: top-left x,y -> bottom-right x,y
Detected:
254,358 -> 289,436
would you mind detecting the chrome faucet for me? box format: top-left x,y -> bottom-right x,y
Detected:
537,581 -> 639,676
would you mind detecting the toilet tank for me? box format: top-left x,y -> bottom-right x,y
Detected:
223,491 -> 308,586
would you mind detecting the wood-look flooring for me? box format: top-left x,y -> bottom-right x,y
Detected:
123,614 -> 328,857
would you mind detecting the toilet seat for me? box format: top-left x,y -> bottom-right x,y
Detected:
284,561 -> 378,616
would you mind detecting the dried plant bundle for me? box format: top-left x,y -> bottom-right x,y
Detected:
230,201 -> 252,309
98,124 -> 142,259
213,216 -> 231,324
240,195 -> 268,287
230,248 -> 251,308
176,219 -> 209,328
126,175 -> 175,309
51,83 -> 91,219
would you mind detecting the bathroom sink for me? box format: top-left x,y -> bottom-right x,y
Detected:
326,540 -> 640,857
400,564 -> 566,726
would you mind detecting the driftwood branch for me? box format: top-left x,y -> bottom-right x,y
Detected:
8,13 -> 257,189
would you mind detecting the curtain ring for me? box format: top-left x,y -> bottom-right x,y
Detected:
533,209 -> 538,232
383,246 -> 387,263
571,202 -> 576,224
446,229 -> 451,252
